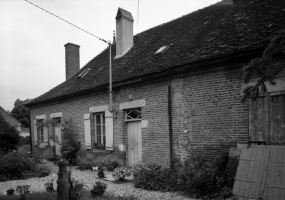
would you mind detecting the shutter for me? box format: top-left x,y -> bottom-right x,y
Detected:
249,97 -> 267,142
84,113 -> 91,149
34,120 -> 37,145
105,111 -> 114,151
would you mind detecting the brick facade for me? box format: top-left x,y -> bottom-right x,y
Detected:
30,57 -> 258,166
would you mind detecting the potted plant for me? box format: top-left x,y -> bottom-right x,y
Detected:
16,185 -> 30,200
112,166 -> 131,181
91,181 -> 107,198
6,188 -> 14,195
97,168 -> 105,178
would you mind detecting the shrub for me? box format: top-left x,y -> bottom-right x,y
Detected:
91,181 -> 107,193
133,162 -> 180,191
0,114 -> 21,153
0,152 -> 37,179
69,178 -> 85,200
60,119 -> 81,165
78,160 -> 92,171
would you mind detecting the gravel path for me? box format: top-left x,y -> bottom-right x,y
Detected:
0,162 -> 194,200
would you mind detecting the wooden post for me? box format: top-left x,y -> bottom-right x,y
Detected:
57,161 -> 69,200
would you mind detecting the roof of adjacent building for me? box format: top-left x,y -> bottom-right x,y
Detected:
27,0 -> 285,106
0,106 -> 21,128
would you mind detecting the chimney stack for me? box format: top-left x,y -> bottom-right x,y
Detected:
115,8 -> 134,58
64,43 -> 80,80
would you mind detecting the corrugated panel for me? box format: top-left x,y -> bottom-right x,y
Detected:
233,146 -> 285,200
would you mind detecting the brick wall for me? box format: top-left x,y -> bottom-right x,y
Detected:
30,59 -> 262,165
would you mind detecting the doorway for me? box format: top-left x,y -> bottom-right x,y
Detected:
126,121 -> 142,167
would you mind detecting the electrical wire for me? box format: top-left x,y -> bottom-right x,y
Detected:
24,0 -> 108,44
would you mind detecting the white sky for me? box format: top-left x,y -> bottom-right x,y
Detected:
0,0 -> 221,111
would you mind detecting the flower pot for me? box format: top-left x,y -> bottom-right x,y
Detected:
7,189 -> 14,195
91,190 -> 104,198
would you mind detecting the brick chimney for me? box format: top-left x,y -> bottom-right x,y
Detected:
64,43 -> 80,80
115,8 -> 134,58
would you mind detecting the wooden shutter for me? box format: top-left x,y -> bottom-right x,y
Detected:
249,97 -> 267,142
84,113 -> 91,149
33,120 -> 37,145
270,95 -> 285,144
105,111 -> 113,151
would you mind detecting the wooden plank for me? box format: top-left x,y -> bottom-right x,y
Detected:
249,100 -> 254,141
259,98 -> 265,141
265,93 -> 270,144
249,147 -> 262,198
280,96 -> 285,143
253,100 -> 258,141
256,147 -> 269,198
270,96 -> 275,144
233,148 -> 247,196
240,147 -> 253,197
280,148 -> 285,200
244,147 -> 257,197
265,148 -> 278,200
273,149 -> 284,200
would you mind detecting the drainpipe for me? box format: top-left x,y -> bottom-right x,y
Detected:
109,42 -> 113,112
168,85 -> 173,168
28,109 -> 33,154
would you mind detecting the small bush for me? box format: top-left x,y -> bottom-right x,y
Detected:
78,160 -> 92,171
0,152 -> 37,179
133,162 -> 180,191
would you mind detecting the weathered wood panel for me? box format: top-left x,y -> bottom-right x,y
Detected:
234,146 -> 285,200
270,95 -> 285,145
249,98 -> 266,142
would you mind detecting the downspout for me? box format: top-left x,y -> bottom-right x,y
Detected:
168,85 -> 173,168
109,42 -> 113,112
28,109 -> 33,154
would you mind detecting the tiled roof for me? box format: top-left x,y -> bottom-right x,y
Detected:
27,0 -> 285,106
0,106 -> 21,127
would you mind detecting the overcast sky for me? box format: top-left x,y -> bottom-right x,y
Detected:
0,0 -> 221,111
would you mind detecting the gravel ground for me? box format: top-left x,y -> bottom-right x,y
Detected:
0,162 -> 194,200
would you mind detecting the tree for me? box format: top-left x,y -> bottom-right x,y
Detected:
241,30 -> 285,102
10,99 -> 31,128
0,113 -> 21,153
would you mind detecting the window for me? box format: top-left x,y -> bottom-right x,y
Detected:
77,68 -> 90,79
125,108 -> 141,121
94,113 -> 105,146
154,45 -> 170,56
52,117 -> 61,125
37,119 -> 44,143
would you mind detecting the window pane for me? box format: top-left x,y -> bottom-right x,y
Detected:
96,115 -> 101,124
127,108 -> 141,120
103,114 -> 105,124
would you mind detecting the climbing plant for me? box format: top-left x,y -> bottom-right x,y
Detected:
241,30 -> 285,102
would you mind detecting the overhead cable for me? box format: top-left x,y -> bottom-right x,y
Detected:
24,0 -> 108,44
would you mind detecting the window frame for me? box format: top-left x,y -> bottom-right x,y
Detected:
125,107 -> 142,122
93,112 -> 106,146
37,119 -> 44,143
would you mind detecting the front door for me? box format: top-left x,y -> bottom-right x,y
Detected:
127,121 -> 142,167
54,126 -> 62,156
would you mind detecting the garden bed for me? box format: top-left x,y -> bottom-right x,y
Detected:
0,161 -> 193,200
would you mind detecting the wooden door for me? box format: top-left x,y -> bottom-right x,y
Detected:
55,126 -> 62,156
233,146 -> 285,199
263,146 -> 285,200
233,146 -> 270,199
127,121 -> 142,167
